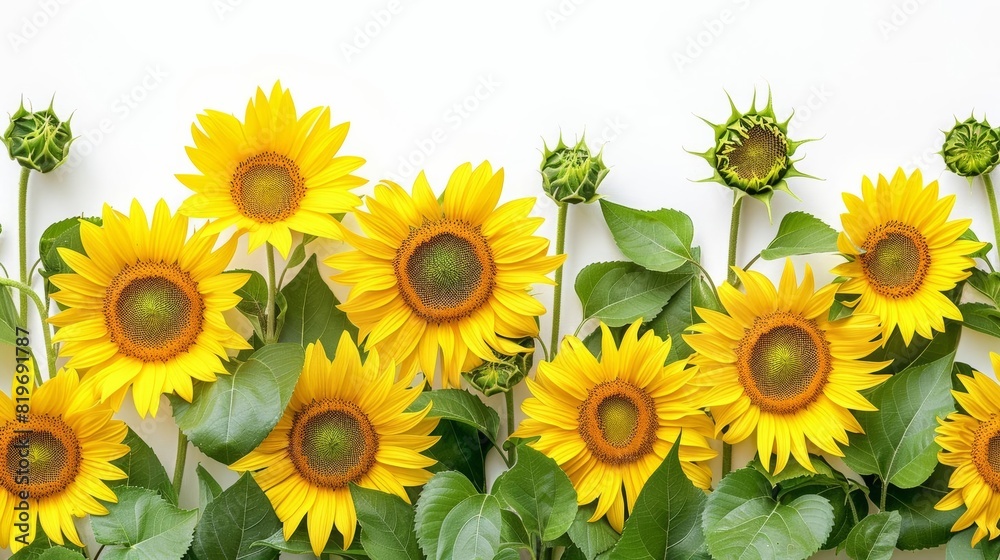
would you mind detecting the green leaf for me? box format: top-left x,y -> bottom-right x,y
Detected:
869,462 -> 961,550
279,254 -> 356,358
961,302 -> 1000,338
195,464 -> 223,512
844,511 -> 900,560
415,471 -> 479,560
0,286 -> 17,346
968,268 -> 1000,305
645,275 -> 720,362
352,485 -> 422,560
863,293 -> 962,374
582,324 -> 626,359
703,468 -> 834,560
436,494 -> 502,560
760,211 -> 838,259
233,270 -> 287,342
109,427 -> 177,505
493,445 -> 577,541
947,528 -> 1000,559
38,216 -> 102,295
191,473 -> 280,560
92,487 -> 198,560
499,509 -> 531,552
599,200 -> 695,272
251,527 -> 367,557
960,228 -> 993,262
842,351 -> 957,488
170,344 -> 304,464
567,503 -> 619,560
425,419 -> 490,491
607,441 -> 706,560
575,261 -> 692,327
10,533 -> 84,560
33,549 -> 85,560
409,389 -> 499,444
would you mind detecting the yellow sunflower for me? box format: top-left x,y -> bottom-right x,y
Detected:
833,168 -> 983,345
327,161 -> 565,388
177,81 -> 365,257
512,321 -> 715,532
49,200 -> 251,418
936,353 -> 1000,546
0,369 -> 128,551
230,333 -> 439,556
684,259 -> 889,475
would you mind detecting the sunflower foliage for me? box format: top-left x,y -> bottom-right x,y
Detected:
3,85 -> 1000,560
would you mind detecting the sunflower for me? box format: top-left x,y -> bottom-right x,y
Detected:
684,260 -> 889,475
177,81 -> 365,257
0,369 -> 128,551
48,200 -> 251,418
512,321 -> 715,532
936,353 -> 1000,546
833,168 -> 983,345
230,333 -> 439,556
327,162 -> 565,388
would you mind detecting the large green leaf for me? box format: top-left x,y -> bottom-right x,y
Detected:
760,211 -> 838,259
192,473 -> 281,560
171,344 -> 304,464
37,216 -> 102,297
0,286 -> 17,345
110,428 -> 177,505
842,351 -> 957,488
961,302 -> 1000,338
409,389 -> 499,444
499,510 -> 531,553
772,461 -> 868,550
599,200 -> 695,272
844,511 -> 900,560
9,532 -> 84,560
968,268 -> 1000,305
415,471 -> 479,560
424,419 -> 490,491
91,487 -> 198,560
279,254 -> 356,358
703,468 -> 834,560
646,274 -> 721,362
567,503 -> 619,560
947,529 -> 1000,559
436,494 -> 502,560
195,464 -> 223,513
575,261 -> 692,327
868,462 -> 961,550
352,485 -> 422,560
493,445 -> 577,541
607,442 -> 706,560
251,527 -> 367,557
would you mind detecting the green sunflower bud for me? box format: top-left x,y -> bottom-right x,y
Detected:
540,135 -> 608,204
464,338 -> 533,396
941,115 -> 1000,178
3,98 -> 74,173
691,90 -> 815,218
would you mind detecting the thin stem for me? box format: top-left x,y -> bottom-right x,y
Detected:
18,167 -> 30,326
505,390 -> 518,467
983,174 -> 1000,267
727,196 -> 743,286
172,430 -> 188,497
265,244 -> 277,344
730,253 -> 761,290
534,335 -> 550,363
0,278 -> 54,383
721,442 -> 732,478
846,490 -> 860,524
539,546 -> 553,560
549,203 -> 568,356
689,259 -> 720,302
879,482 -> 887,512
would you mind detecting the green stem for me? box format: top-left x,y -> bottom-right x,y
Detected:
549,203 -> 568,355
534,335 -> 550,363
730,253 -> 761,290
539,546 -> 553,560
18,167 -> 29,326
505,390 -> 517,466
265,244 -> 277,344
722,442 -> 732,478
983,174 -> 1000,267
727,196 -> 743,286
690,260 -> 721,302
847,490 -> 860,524
172,429 -> 188,497
0,278 -> 53,384
879,482 -> 887,512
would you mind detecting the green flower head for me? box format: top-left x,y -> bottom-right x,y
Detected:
3,97 -> 74,173
463,337 -> 534,396
941,115 -> 1000,179
540,134 -> 609,205
692,90 -> 815,218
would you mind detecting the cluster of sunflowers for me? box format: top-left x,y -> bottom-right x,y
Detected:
2,83 -> 1000,560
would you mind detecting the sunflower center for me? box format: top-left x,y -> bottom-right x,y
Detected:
104,262 -> 205,362
972,415 -> 1000,491
393,220 -> 497,323
289,399 -> 379,489
736,312 -> 832,414
230,151 -> 306,223
718,116 -> 788,190
860,221 -> 930,299
578,380 -> 658,465
0,415 -> 81,499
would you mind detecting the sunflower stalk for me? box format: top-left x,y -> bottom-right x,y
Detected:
982,174 -> 1000,267
265,243 -> 278,344
727,195 -> 743,286
18,167 -> 30,326
0,277 -> 53,384
549,203 -> 568,357
172,430 -> 188,496
505,390 -> 517,466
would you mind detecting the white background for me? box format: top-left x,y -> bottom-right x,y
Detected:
1,0 -> 999,557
